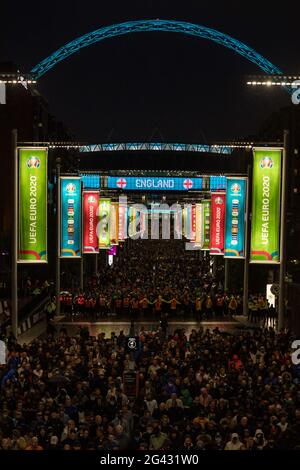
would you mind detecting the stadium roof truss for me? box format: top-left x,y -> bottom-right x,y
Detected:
31,19 -> 284,84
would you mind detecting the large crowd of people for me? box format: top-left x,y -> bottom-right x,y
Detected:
0,325 -> 299,450
0,239 -> 291,452
58,240 -> 274,325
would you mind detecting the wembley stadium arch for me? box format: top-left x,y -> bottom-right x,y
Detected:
31,19 -> 283,80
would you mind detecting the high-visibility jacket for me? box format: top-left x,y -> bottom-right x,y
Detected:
140,298 -> 149,309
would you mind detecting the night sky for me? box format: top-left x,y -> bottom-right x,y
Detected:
2,1 -> 300,143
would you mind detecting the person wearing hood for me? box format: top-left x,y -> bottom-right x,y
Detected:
254,429 -> 267,450
225,432 -> 244,450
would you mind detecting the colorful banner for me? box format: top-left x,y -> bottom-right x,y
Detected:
118,204 -> 127,241
18,148 -> 48,263
107,176 -> 203,191
250,148 -> 282,263
195,203 -> 204,247
224,178 -> 246,258
83,191 -> 99,253
202,200 -> 211,250
60,177 -> 82,258
99,198 -> 111,249
110,202 -> 119,245
210,192 -> 226,255
128,206 -> 137,238
190,205 -> 196,242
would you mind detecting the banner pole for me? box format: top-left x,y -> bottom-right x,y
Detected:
95,253 -> 98,275
224,259 -> 229,291
243,165 -> 251,317
80,189 -> 84,291
55,159 -> 61,317
278,130 -> 289,330
80,255 -> 84,290
12,129 -> 18,339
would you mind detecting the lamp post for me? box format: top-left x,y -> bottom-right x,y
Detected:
12,129 -> 18,339
278,130 -> 289,330
55,158 -> 61,317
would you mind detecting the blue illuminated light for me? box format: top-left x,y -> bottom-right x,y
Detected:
210,175 -> 227,191
78,142 -> 232,155
31,19 -> 284,90
107,176 -> 203,191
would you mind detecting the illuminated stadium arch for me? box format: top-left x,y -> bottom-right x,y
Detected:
31,19 -> 283,79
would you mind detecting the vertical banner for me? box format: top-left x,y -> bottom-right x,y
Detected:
60,177 -> 82,258
99,198 -> 111,249
195,202 -> 204,246
118,204 -> 127,241
224,178 -> 246,258
83,191 -> 99,253
128,206 -> 137,238
183,205 -> 192,240
110,202 -> 119,245
190,205 -> 196,242
18,147 -> 48,263
202,200 -> 211,250
250,148 -> 282,263
210,192 -> 226,255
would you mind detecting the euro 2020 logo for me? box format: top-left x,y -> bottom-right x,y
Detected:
27,156 -> 41,169
231,183 -> 241,194
66,183 -> 76,194
260,156 -> 273,169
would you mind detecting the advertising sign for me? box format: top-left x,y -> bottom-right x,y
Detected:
224,178 -> 246,258
60,177 -> 82,258
110,202 -> 119,245
250,148 -> 282,263
83,191 -> 99,253
202,200 -> 211,250
210,192 -> 226,255
107,176 -> 202,191
18,147 -> 48,263
99,198 -> 111,249
195,203 -> 204,246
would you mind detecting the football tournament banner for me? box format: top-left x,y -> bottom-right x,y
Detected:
224,178 -> 246,259
118,204 -> 127,241
60,177 -> 82,258
110,202 -> 119,245
250,148 -> 282,263
190,205 -> 196,242
128,206 -> 137,238
83,191 -> 99,254
195,203 -> 204,247
210,192 -> 226,255
99,199 -> 111,249
202,200 -> 211,250
18,147 -> 48,263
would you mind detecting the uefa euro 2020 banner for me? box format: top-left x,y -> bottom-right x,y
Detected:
224,178 -> 247,259
60,177 -> 82,258
18,147 -> 48,263
83,191 -> 99,254
99,198 -> 111,249
210,192 -> 226,255
250,148 -> 282,263
201,199 -> 211,251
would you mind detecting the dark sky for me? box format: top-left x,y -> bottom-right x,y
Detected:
2,1 -> 300,142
